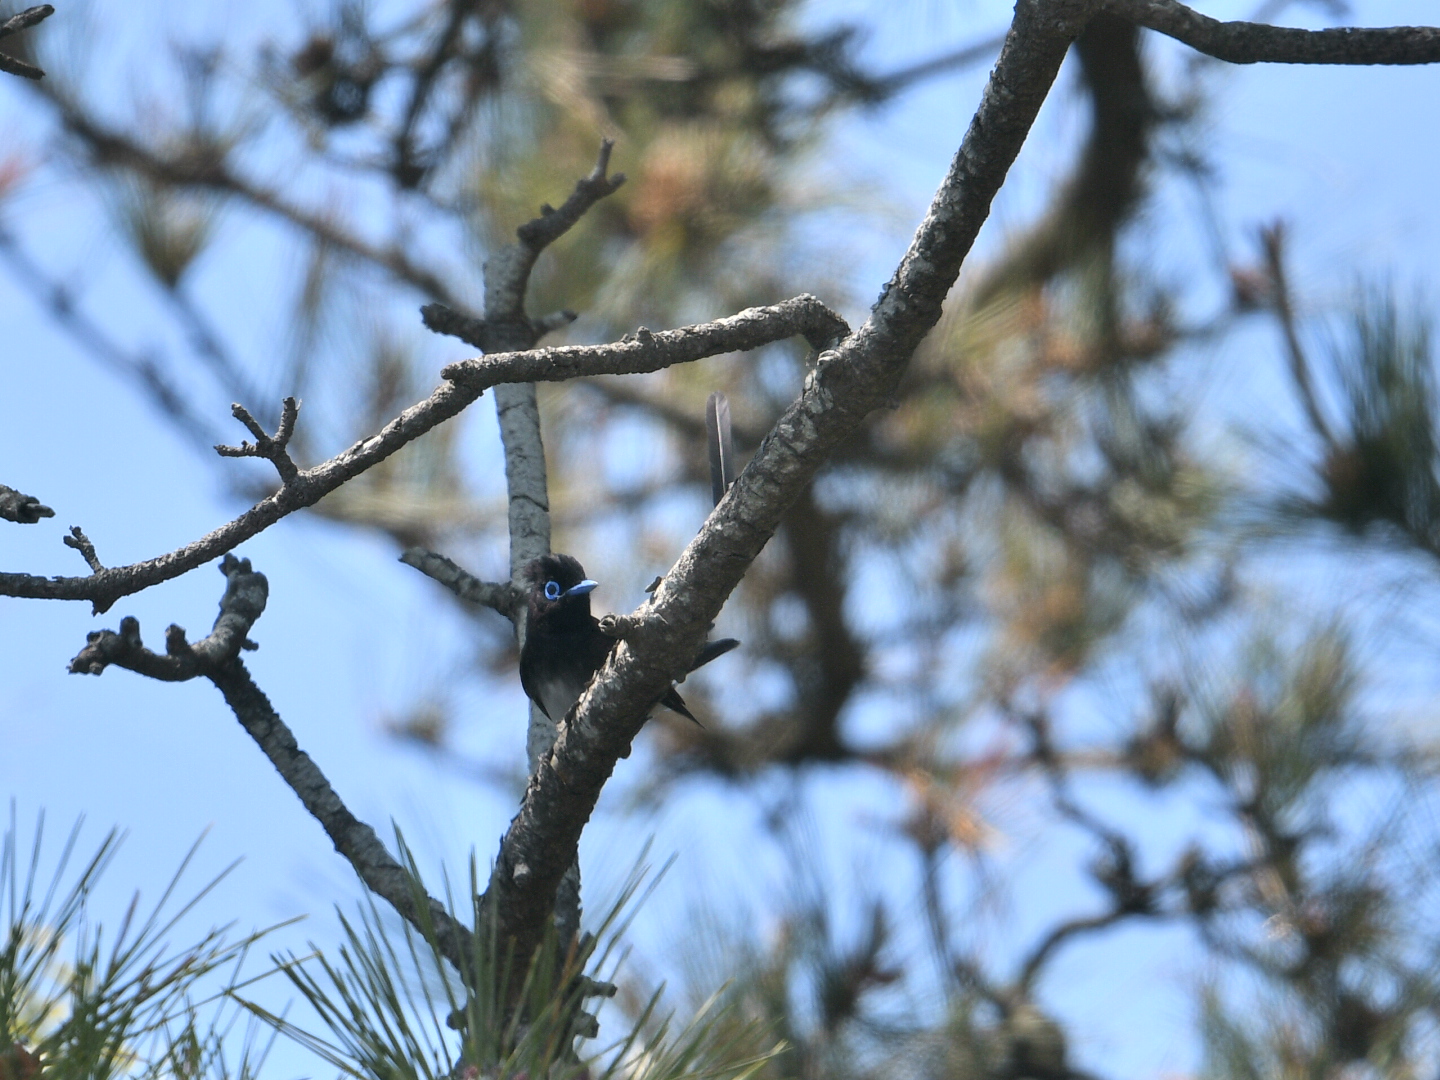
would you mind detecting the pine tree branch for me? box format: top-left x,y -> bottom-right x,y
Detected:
1107,0 -> 1440,64
0,296 -> 845,612
480,0 -> 1098,968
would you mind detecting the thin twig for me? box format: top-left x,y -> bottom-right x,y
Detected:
214,398 -> 303,484
63,527 -> 104,572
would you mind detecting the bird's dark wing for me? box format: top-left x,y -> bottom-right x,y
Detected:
518,638 -> 551,719
525,623 -> 737,727
521,620 -> 618,721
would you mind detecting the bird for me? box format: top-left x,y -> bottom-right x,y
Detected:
519,553 -> 738,726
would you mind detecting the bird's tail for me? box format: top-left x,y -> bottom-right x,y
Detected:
690,637 -> 740,671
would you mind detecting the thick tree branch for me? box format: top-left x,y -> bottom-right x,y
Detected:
482,0 -> 1097,965
1108,0 -> 1440,64
0,297 -> 840,612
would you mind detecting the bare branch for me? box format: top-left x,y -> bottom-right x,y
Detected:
1108,0 -> 1440,64
68,554 -> 266,679
0,50 -> 43,80
1,297 -> 840,612
442,294 -> 850,389
62,526 -> 104,572
399,547 -> 519,620
66,553 -> 477,968
0,484 -> 54,524
420,303 -> 489,349
207,656 -> 475,972
480,0 -> 1097,965
0,4 -> 52,39
495,381 -> 551,588
215,398 -> 302,484
477,139 -> 625,340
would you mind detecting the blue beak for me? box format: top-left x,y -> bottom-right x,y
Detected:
565,579 -> 599,597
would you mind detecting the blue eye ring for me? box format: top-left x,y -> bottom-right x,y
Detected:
544,580 -> 561,601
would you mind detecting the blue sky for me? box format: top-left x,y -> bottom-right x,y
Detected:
4,2 -> 1440,1076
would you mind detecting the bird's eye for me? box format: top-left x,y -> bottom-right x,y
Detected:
544,580 -> 561,601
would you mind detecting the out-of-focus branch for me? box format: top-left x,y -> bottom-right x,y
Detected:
0,295 -> 844,612
0,226 -> 225,453
867,32 -> 1010,99
45,102 -> 458,303
0,484 -> 54,524
1108,0 -> 1440,64
1260,222 -> 1338,452
973,12 -> 1152,304
391,0 -> 483,187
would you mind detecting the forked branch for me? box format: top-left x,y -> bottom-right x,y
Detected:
68,555 -> 477,971
0,296 -> 847,612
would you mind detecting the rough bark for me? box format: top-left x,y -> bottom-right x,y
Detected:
1110,0 -> 1440,65
482,0 -> 1099,968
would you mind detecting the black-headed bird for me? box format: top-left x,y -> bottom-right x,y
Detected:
519,553 -> 737,725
